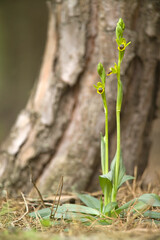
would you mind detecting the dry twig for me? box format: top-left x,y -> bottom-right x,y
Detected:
12,192 -> 29,224
50,176 -> 63,219
29,166 -> 45,208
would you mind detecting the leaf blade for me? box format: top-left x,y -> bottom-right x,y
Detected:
76,193 -> 100,210
118,175 -> 135,188
61,204 -> 100,216
138,194 -> 160,207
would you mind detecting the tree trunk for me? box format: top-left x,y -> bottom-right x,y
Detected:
0,0 -> 159,196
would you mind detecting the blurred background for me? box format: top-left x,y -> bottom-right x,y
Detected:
0,0 -> 47,143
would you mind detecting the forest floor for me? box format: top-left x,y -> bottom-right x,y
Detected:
0,179 -> 160,240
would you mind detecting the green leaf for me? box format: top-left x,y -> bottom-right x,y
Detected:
29,204 -> 100,221
110,152 -> 117,182
40,219 -> 52,227
116,199 -> 136,214
53,211 -> 95,222
138,194 -> 160,207
119,50 -> 125,63
60,204 -> 100,216
99,174 -> 112,202
118,175 -> 135,188
96,219 -> 112,225
131,201 -> 149,214
111,151 -> 123,175
100,196 -> 103,213
99,171 -> 112,184
100,133 -> 105,174
143,211 -> 160,220
104,202 -> 118,214
110,150 -> 127,188
29,208 -> 51,218
115,193 -> 160,216
56,212 -> 92,222
144,219 -> 160,225
76,193 -> 100,210
117,154 -> 125,187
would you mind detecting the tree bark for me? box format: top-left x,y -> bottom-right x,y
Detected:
0,0 -> 159,195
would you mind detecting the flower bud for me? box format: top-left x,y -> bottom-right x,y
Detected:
118,18 -> 125,31
116,18 -> 125,40
97,63 -> 104,77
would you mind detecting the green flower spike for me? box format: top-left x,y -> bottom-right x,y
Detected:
116,18 -> 131,55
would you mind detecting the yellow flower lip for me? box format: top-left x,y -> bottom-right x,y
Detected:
97,87 -> 104,94
118,44 -> 125,51
94,81 -> 105,94
107,70 -> 113,76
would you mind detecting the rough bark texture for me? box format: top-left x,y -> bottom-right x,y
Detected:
0,0 -> 159,195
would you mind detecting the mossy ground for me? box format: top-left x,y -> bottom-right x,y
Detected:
0,179 -> 160,240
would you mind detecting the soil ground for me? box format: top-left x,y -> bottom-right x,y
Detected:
0,179 -> 160,240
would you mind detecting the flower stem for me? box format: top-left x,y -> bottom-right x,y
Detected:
114,53 -> 122,200
102,93 -> 109,174
115,107 -> 120,188
102,92 -> 109,206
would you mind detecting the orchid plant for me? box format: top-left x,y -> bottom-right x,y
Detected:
94,18 -> 133,209
29,19 -> 160,226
